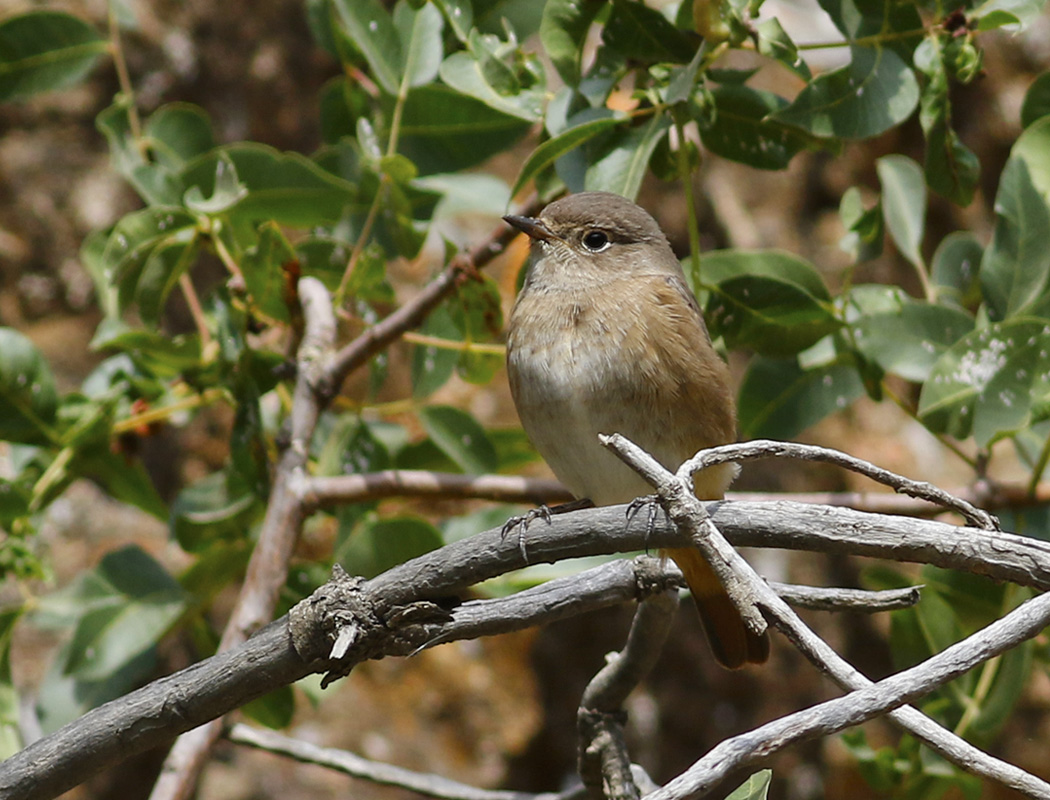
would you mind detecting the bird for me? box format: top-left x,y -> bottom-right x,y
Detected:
503,191 -> 769,669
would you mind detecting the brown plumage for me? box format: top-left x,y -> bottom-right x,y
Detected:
504,191 -> 768,669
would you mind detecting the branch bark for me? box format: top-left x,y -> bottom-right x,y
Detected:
7,489 -> 1050,799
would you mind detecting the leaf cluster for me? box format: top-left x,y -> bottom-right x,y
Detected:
1,0 -> 1050,795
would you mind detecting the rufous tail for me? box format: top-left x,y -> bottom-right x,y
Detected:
663,546 -> 769,669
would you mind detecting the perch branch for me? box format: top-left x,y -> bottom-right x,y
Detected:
10,493 -> 1050,800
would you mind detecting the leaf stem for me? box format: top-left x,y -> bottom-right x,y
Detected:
796,28 -> 927,51
1025,433 -> 1050,497
112,388 -> 226,434
674,113 -> 702,288
106,5 -> 142,144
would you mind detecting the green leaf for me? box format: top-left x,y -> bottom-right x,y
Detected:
143,103 -> 217,170
772,46 -> 919,140
0,11 -> 107,100
838,186 -> 883,262
180,144 -> 358,226
243,686 -> 295,729
701,250 -> 840,356
541,0 -> 605,86
914,37 -> 979,206
876,155 -> 926,270
438,50 -> 543,121
89,325 -> 202,379
338,515 -> 443,579
183,152 -> 249,214
511,115 -> 626,197
393,0 -> 443,89
738,356 -> 864,439
241,222 -> 297,323
96,99 -> 184,207
979,119 -> 1050,320
755,18 -> 811,80
726,770 -> 772,800
931,232 -> 983,304
418,405 -> 499,474
396,85 -> 533,175
973,0 -> 1045,30
412,307 -> 460,398
1021,71 -> 1050,129
602,0 -> 697,64
331,0 -> 401,95
316,416 -> 392,476
449,274 -> 505,385
585,116 -> 671,199
433,0 -> 473,42
136,239 -> 202,328
697,85 -> 809,171
39,545 -> 186,682
171,471 -> 261,553
0,607 -> 24,758
100,208 -> 198,315
0,328 -> 58,444
851,298 -> 975,382
918,318 -> 1050,445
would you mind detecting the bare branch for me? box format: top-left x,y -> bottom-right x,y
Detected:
229,723 -> 579,800
298,470 -> 573,510
680,440 -> 999,531
10,491 -> 1050,800
578,590 -> 679,800
149,277 -> 337,800
767,583 -> 921,613
644,589 -> 1050,800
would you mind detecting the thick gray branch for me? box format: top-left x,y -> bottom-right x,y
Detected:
6,494 -> 1050,800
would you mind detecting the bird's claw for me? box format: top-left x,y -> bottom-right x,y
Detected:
501,505 -> 553,563
625,494 -> 662,553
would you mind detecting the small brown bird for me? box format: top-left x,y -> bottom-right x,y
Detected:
504,191 -> 769,669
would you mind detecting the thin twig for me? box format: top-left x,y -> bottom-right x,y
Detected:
324,195 -> 538,388
229,723 -> 580,800
298,471 -> 573,510
768,583 -> 921,613
678,440 -> 999,531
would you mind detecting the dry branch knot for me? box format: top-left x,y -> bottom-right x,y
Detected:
288,565 -> 380,673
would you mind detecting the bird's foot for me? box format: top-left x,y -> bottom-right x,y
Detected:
501,498 -> 594,563
625,495 -> 663,553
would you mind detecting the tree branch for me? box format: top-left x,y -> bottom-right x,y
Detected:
8,491 -> 1050,799
298,470 -> 573,510
148,276 -> 336,800
228,723 -> 580,800
324,195 -> 538,389
578,589 -> 679,800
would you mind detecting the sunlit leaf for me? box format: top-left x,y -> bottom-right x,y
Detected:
772,46 -> 919,140
877,155 -> 926,269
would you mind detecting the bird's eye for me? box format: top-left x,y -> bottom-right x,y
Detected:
582,230 -> 610,252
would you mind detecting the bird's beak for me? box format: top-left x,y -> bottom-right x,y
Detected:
503,215 -> 557,242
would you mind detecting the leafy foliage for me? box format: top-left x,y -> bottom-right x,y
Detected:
3,0 -> 1050,793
